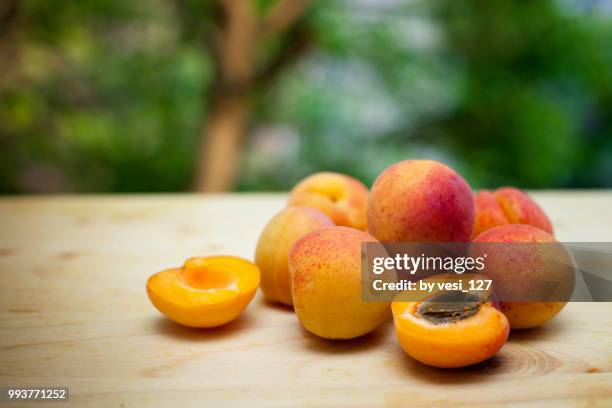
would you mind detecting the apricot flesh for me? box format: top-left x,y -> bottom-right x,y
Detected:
367,160 -> 474,242
472,187 -> 553,238
255,206 -> 334,306
392,291 -> 509,368
147,256 -> 260,328
288,172 -> 369,231
289,226 -> 391,339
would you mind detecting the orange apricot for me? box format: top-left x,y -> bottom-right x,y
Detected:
255,206 -> 334,306
147,256 -> 260,328
288,172 -> 369,231
289,226 -> 391,339
392,290 -> 509,368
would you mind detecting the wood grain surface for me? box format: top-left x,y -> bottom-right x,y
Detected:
0,193 -> 611,407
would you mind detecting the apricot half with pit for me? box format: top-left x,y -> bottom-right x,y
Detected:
392,290 -> 509,368
147,256 -> 260,328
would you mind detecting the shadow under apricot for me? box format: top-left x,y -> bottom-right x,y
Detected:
508,318 -> 565,343
260,297 -> 295,313
393,346 -> 512,385
152,312 -> 255,342
300,318 -> 393,355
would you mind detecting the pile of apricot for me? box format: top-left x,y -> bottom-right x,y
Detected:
147,160 -> 573,369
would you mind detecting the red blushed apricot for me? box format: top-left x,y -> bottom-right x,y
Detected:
473,191 -> 509,239
288,172 -> 369,231
147,256 -> 260,328
255,206 -> 334,306
367,160 -> 474,242
472,187 -> 553,238
392,292 -> 509,368
472,225 -> 574,329
289,226 -> 391,339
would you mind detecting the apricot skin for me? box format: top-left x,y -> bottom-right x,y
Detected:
288,172 -> 369,231
472,225 -> 574,329
289,226 -> 390,339
472,187 -> 553,239
147,256 -> 260,328
255,206 -> 334,306
392,299 -> 509,368
367,160 -> 474,242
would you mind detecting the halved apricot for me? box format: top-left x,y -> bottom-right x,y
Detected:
147,256 -> 260,328
392,290 -> 509,368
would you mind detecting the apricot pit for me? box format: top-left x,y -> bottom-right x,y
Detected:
416,291 -> 484,324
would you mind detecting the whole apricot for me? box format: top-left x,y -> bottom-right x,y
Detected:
289,226 -> 390,339
288,172 -> 369,231
367,160 -> 474,242
472,224 -> 574,329
255,206 -> 334,306
472,187 -> 553,239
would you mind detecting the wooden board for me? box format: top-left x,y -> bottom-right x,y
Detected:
0,192 -> 611,407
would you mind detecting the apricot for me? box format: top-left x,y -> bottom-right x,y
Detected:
147,256 -> 260,328
472,224 -> 574,329
392,290 -> 509,368
289,226 -> 391,339
255,206 -> 334,306
288,172 -> 369,231
367,160 -> 474,242
472,187 -> 553,239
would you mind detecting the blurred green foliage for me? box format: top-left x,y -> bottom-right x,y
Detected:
1,0 -> 611,193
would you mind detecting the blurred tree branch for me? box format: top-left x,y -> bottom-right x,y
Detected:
260,0 -> 310,37
194,0 -> 312,191
255,21 -> 311,88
